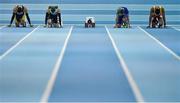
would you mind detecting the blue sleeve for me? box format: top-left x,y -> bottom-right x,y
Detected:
122,7 -> 129,15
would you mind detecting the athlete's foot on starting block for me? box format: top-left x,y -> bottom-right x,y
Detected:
44,25 -> 47,28
29,24 -> 33,27
7,24 -> 12,27
114,24 -> 121,28
114,25 -> 117,28
147,26 -> 151,28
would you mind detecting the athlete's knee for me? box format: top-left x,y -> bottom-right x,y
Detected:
47,19 -> 52,25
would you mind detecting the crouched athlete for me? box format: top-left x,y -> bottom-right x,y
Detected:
8,5 -> 33,27
148,6 -> 166,28
44,6 -> 62,28
114,7 -> 130,28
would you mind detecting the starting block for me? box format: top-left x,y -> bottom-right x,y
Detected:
85,17 -> 95,28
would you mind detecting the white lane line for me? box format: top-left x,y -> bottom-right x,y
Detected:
0,26 -> 6,29
0,26 -> 40,60
138,26 -> 180,61
171,26 -> 180,31
105,26 -> 144,102
40,26 -> 74,103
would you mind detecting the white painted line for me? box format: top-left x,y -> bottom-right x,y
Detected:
171,26 -> 180,31
105,25 -> 144,102
0,26 -> 40,60
40,26 -> 74,103
169,25 -> 180,26
138,26 -> 180,60
0,26 -> 6,29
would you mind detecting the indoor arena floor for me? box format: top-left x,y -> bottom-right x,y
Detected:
0,25 -> 180,102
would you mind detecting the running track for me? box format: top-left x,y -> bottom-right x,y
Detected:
0,25 -> 180,102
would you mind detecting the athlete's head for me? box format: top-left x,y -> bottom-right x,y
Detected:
117,7 -> 125,16
51,7 -> 56,13
49,6 -> 58,15
155,6 -> 160,15
17,5 -> 23,13
87,18 -> 92,24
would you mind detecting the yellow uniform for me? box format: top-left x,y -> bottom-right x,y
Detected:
9,5 -> 32,27
149,6 -> 166,28
13,6 -> 28,24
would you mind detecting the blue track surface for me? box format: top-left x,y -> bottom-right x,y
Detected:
141,27 -> 180,56
1,21 -> 180,25
49,26 -> 135,102
0,0 -> 179,4
1,10 -> 180,15
0,1 -> 179,25
0,27 -> 34,55
107,26 -> 180,102
0,25 -> 180,102
0,0 -> 180,101
0,0 -> 60,4
0,26 -> 71,102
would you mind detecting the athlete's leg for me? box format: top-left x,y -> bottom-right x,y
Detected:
47,19 -> 52,27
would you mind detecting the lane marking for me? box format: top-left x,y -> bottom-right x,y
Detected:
40,26 -> 74,103
138,26 -> 180,61
105,26 -> 144,102
0,25 -> 6,29
0,26 -> 40,60
171,26 -> 180,31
